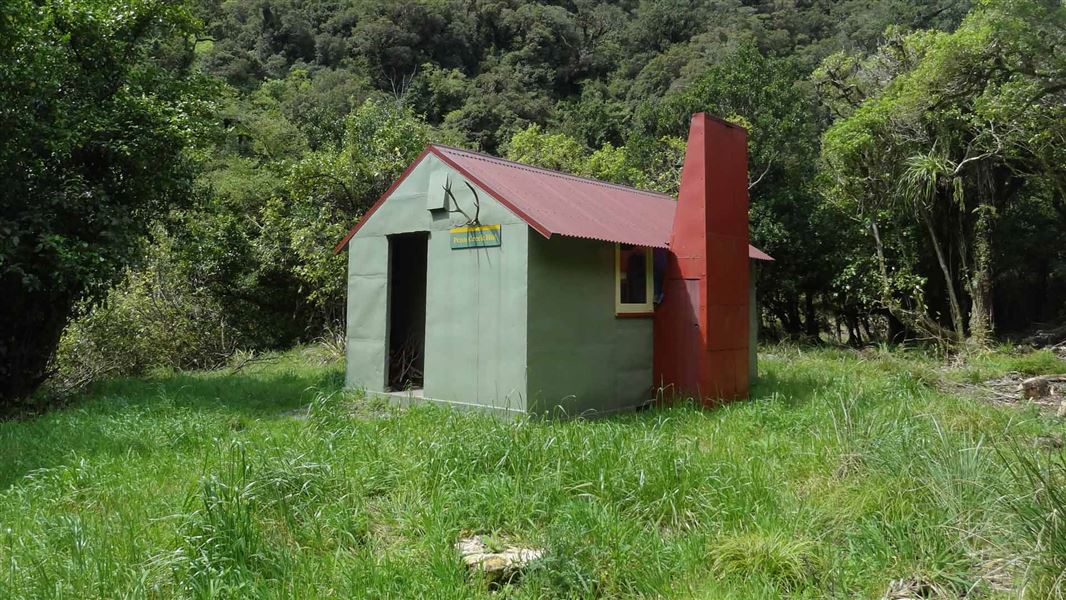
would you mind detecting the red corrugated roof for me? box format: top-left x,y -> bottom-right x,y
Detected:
335,144 -> 773,260
433,145 -> 675,248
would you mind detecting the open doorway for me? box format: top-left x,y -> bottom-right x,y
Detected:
387,232 -> 428,391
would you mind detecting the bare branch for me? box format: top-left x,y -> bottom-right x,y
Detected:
748,153 -> 776,190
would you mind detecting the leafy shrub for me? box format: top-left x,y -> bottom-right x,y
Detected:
0,0 -> 217,407
53,244 -> 238,391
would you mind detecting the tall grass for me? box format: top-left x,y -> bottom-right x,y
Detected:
0,344 -> 1063,598
1001,446 -> 1066,599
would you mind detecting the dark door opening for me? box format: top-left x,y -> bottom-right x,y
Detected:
387,232 -> 428,391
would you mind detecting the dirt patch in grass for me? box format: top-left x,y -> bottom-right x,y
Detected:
938,371 -> 1065,414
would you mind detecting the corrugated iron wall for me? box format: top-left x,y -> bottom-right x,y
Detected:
654,114 -> 751,402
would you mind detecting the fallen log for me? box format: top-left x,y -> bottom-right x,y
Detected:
1018,375 -> 1066,399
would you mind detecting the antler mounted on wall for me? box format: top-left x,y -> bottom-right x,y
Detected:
442,176 -> 481,226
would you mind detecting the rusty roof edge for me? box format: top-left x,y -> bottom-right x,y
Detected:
547,232 -> 772,260
550,230 -> 671,249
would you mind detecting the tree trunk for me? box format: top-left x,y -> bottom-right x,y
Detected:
871,220 -> 891,298
870,218 -> 959,345
782,298 -> 803,336
804,292 -> 820,340
918,203 -> 965,340
968,204 -> 994,345
1035,257 -> 1050,321
0,280 -> 74,411
844,313 -> 861,347
886,311 -> 906,343
966,165 -> 996,346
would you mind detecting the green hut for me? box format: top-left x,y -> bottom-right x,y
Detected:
335,114 -> 772,415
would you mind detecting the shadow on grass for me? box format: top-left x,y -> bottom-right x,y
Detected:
0,364 -> 344,490
553,359 -> 842,426
0,350 -> 851,490
88,365 -> 345,416
748,368 -> 832,408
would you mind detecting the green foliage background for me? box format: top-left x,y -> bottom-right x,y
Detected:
165,0 -> 1060,358
0,0 -> 217,405
2,0 -> 1063,401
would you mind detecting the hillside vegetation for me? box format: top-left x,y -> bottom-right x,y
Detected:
2,0 -> 1063,406
2,346 -> 1065,598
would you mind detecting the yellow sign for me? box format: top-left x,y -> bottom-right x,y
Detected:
450,225 -> 502,249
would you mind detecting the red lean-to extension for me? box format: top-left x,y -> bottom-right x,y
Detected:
654,114 -> 751,403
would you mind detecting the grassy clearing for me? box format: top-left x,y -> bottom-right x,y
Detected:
1,345 -> 1064,598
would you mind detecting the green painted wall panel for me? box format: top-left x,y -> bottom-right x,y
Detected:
424,222 -> 528,412
346,339 -> 386,390
345,236 -> 388,391
613,319 -> 656,402
526,233 -> 654,415
345,155 -> 528,411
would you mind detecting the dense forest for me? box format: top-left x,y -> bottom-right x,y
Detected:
2,0 -> 1064,407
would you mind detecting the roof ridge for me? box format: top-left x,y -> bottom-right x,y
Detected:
429,144 -> 673,201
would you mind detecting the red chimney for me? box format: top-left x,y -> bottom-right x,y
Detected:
654,114 -> 750,403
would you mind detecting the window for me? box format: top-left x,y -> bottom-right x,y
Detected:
615,244 -> 653,315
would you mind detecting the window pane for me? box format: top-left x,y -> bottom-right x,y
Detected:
619,245 -> 647,304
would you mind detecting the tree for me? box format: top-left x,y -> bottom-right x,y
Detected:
37,0 -> 1063,390
0,0 -> 215,406
506,124 -> 685,193
284,98 -> 430,314
636,43 -> 836,339
820,0 -> 1066,345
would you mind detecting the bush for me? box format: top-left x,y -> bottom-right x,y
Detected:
0,0 -> 215,407
53,246 -> 238,392
709,531 -> 822,592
